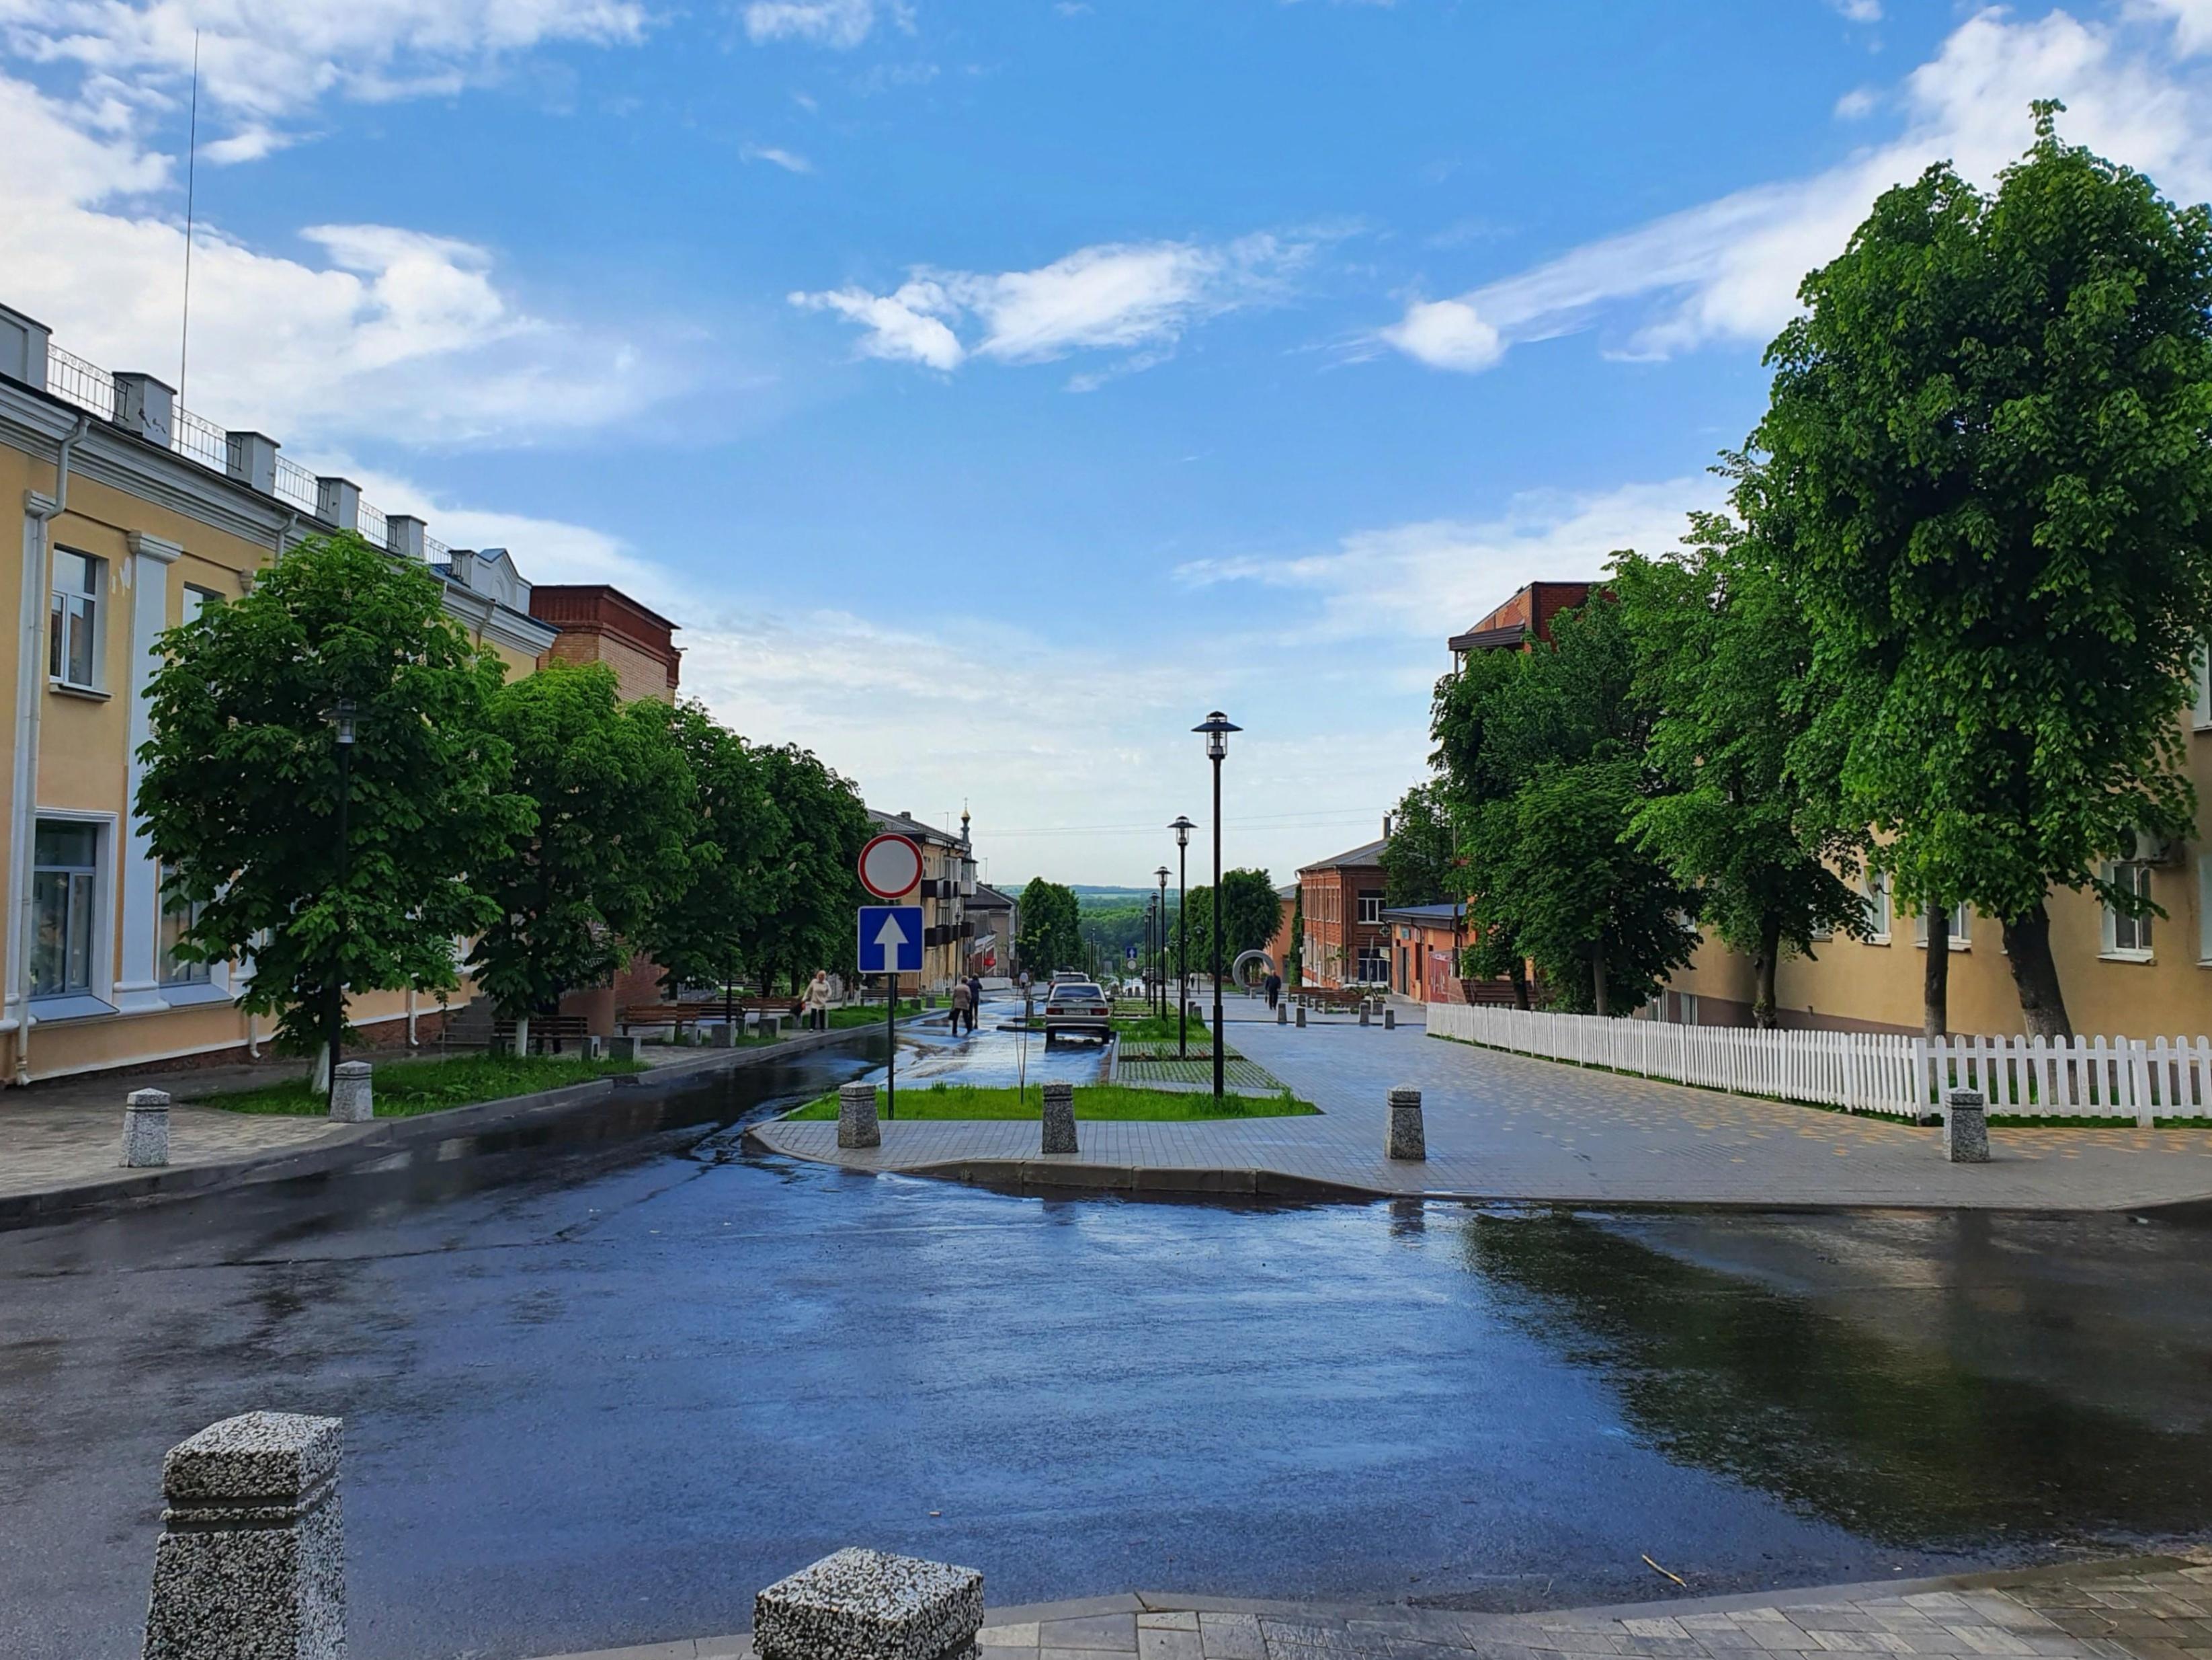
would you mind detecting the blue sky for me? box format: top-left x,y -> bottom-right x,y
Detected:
3,0 -> 2209,885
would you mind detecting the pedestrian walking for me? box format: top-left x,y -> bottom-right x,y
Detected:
803,969 -> 832,1031
967,974 -> 985,1027
1264,970 -> 1282,1011
950,977 -> 974,1037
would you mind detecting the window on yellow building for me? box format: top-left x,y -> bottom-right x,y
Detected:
2102,862 -> 2154,961
48,548 -> 101,691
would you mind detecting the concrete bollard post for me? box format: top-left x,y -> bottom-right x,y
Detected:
1295,1004 -> 1307,1028
143,1411 -> 345,1660
838,1082 -> 881,1150
1386,1085 -> 1426,1161
1380,1084 -> 1433,1160
608,1034 -> 642,1062
710,1023 -> 735,1049
327,1061 -> 372,1123
122,1088 -> 171,1168
1383,1006 -> 1397,1030
756,1547 -> 983,1660
1358,1003 -> 1370,1027
1276,1002 -> 1286,1025
583,1035 -> 605,1061
1944,1088 -> 1989,1163
1040,1080 -> 1077,1155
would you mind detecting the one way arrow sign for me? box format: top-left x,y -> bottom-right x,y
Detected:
856,904 -> 925,974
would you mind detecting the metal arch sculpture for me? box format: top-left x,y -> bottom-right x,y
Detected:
1230,949 -> 1275,988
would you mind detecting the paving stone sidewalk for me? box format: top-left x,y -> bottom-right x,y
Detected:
526,1552 -> 2212,1660
749,1014 -> 2212,1210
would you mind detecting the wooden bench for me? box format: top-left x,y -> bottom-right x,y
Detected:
491,1015 -> 591,1054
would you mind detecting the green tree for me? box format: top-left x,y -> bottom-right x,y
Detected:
748,746 -> 872,991
138,532 -> 525,1083
634,702 -> 778,998
1430,644 -> 1534,1008
1016,878 -> 1081,972
1442,601 -> 1698,1015
469,662 -> 694,1047
1178,869 -> 1280,976
1382,781 -> 1458,907
1757,104 -> 2212,1036
1615,506 -> 1869,1028
1283,885 -> 1304,986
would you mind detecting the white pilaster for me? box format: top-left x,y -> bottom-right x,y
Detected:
112,531 -> 180,1013
7,490 -> 55,1027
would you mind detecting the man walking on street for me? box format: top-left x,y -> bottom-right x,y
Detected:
1264,970 -> 1282,1012
950,977 -> 974,1037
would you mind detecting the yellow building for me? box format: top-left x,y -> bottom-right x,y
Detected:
1659,692 -> 2212,1039
0,301 -> 559,1084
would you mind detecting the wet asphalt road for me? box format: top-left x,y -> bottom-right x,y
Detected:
5,1014 -> 2212,1660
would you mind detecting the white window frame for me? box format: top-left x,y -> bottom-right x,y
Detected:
1914,902 -> 1971,951
156,858 -> 213,988
2194,641 -> 2212,732
47,546 -> 105,693
2102,861 -> 2155,962
28,809 -> 116,1013
2199,854 -> 2212,967
1356,890 -> 1383,926
1860,869 -> 1891,944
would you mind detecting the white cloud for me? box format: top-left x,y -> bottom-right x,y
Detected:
1834,85 -> 1878,120
742,142 -> 815,173
1387,6 -> 2212,374
0,69 -> 680,446
1828,0 -> 1882,22
791,235 -> 1307,377
1177,477 -> 1722,645
0,0 -> 646,154
741,0 -> 909,49
2130,0 -> 2212,52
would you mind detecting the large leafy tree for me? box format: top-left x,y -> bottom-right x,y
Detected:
470,662 -> 694,1043
747,745 -> 872,991
634,702 -> 779,998
1179,868 -> 1280,976
1430,644 -> 1533,1006
1615,507 -> 1869,1028
139,532 -> 526,1078
1440,601 -> 1698,1015
1758,104 -> 2212,1036
1381,781 -> 1457,907
1016,878 -> 1081,972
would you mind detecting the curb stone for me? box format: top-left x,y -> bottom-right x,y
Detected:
0,1019 -> 908,1230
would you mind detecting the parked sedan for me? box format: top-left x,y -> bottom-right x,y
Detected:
1041,981 -> 1113,1041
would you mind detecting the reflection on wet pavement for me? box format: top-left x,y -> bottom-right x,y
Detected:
1,1037 -> 2209,1660
856,992 -> 1110,1093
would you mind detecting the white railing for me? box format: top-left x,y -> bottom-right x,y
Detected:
1424,1000 -> 2212,1125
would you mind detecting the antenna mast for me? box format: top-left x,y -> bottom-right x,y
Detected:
178,30 -> 200,405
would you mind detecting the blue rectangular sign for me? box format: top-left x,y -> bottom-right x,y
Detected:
856,904 -> 925,974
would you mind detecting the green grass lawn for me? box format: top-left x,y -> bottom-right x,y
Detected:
204,1052 -> 647,1117
782,1081 -> 1316,1121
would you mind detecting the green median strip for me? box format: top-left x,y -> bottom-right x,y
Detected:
202,1052 -> 648,1117
782,1082 -> 1317,1121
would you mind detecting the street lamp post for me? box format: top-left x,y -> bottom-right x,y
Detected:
327,697 -> 356,1096
1170,816 -> 1194,1060
1154,866 -> 1170,1021
1192,713 -> 1239,1101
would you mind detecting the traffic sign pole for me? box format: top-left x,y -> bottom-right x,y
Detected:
885,970 -> 896,1119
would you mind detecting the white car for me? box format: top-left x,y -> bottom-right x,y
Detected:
1041,980 -> 1113,1041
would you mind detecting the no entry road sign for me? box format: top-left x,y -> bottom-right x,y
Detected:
858,833 -> 923,900
857,905 -> 924,975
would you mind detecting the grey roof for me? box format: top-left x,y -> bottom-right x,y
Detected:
867,807 -> 966,848
1381,902 -> 1465,924
968,883 -> 1016,910
1298,836 -> 1387,873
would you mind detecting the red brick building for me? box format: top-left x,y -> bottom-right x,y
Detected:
1447,580 -> 1594,664
528,584 -> 685,1033
1297,832 -> 1390,990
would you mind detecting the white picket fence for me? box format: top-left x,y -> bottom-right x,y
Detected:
1424,1000 -> 2212,1123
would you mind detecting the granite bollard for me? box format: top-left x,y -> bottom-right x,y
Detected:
1386,1085 -> 1426,1160
143,1411 -> 345,1660
327,1061 -> 372,1123
1040,1080 -> 1077,1155
755,1546 -> 984,1660
1276,1002 -> 1286,1025
1295,1004 -> 1307,1028
710,1023 -> 735,1049
1383,1006 -> 1397,1030
1944,1088 -> 1989,1163
1358,1003 -> 1370,1027
608,1034 -> 643,1062
122,1088 -> 171,1168
583,1035 -> 604,1061
838,1082 -> 881,1150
